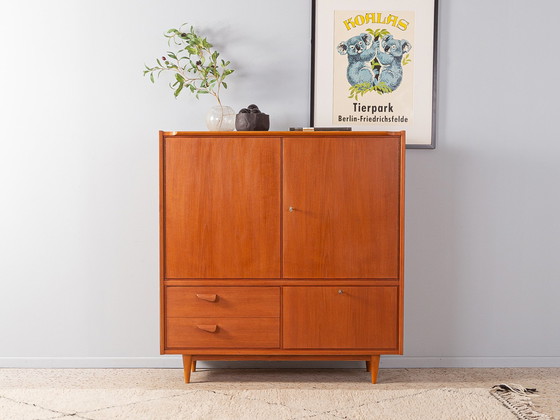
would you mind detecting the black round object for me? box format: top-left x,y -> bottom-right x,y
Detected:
235,112 -> 270,131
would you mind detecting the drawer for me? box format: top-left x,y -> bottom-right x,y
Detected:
282,286 -> 399,349
166,318 -> 280,348
165,286 -> 280,317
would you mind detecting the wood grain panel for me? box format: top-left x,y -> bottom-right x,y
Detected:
159,131 -> 166,354
164,348 -> 399,355
164,279 -> 400,287
162,131 -> 405,138
166,286 -> 280,317
190,355 -> 372,361
164,136 -> 281,278
166,318 -> 279,348
282,286 -> 399,349
283,137 -> 401,278
398,132 -> 406,354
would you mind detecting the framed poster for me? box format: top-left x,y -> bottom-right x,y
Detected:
310,0 -> 438,148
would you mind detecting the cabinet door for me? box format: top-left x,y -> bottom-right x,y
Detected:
282,286 -> 399,349
283,137 -> 401,278
164,137 -> 281,278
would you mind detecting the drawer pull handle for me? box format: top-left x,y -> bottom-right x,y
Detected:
196,324 -> 218,333
196,294 -> 217,302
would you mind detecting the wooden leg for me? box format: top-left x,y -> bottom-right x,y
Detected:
370,355 -> 380,384
365,360 -> 371,372
191,360 -> 197,372
182,355 -> 192,383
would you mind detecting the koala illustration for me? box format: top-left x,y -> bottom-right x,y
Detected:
372,35 -> 412,91
337,33 -> 378,86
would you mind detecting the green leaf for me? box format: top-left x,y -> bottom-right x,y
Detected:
174,83 -> 184,97
371,58 -> 381,69
150,73 -> 155,83
373,28 -> 391,40
222,81 -> 228,89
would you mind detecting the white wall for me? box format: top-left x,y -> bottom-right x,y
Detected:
1,0 -> 559,368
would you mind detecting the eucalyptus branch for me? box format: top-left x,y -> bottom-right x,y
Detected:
144,23 -> 234,104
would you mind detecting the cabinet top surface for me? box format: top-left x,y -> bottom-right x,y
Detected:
161,130 -> 405,138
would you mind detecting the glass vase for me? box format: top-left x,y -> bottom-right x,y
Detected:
205,105 -> 235,131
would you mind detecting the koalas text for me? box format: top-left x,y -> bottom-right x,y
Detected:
342,13 -> 409,32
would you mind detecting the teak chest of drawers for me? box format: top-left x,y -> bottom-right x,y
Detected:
159,131 -> 405,383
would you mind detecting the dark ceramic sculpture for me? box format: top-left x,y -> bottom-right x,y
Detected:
235,104 -> 270,131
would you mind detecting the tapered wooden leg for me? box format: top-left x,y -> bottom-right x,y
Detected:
365,360 -> 371,372
370,355 -> 380,384
182,355 -> 192,383
191,360 -> 197,372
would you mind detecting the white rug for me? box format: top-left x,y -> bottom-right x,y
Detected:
0,387 -> 549,419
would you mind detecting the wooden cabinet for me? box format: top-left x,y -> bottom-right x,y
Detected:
282,286 -> 399,349
166,287 -> 280,318
166,318 -> 280,349
160,131 -> 405,383
163,136 -> 280,278
283,137 -> 400,278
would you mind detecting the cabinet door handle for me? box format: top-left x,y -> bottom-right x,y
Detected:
196,325 -> 218,333
196,294 -> 217,302
288,206 -> 295,212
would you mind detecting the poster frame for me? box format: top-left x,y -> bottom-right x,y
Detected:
310,0 -> 439,149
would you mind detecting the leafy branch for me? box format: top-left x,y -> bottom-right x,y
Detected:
366,28 -> 391,41
348,82 -> 393,100
144,23 -> 234,106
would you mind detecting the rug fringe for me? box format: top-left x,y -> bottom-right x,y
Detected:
490,384 -> 551,420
